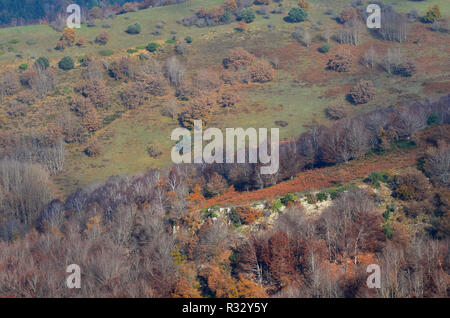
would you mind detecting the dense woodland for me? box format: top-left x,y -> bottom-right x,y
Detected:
0,95 -> 448,297
0,0 -> 449,297
0,1 -> 191,26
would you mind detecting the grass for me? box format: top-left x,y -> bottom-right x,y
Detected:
0,0 -> 225,65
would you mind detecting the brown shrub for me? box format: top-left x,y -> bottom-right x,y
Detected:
224,0 -> 237,12
0,131 -> 18,155
7,101 -> 28,117
236,206 -> 263,224
192,70 -> 222,92
392,61 -> 417,77
174,41 -> 188,56
178,95 -> 215,129
0,70 -> 19,97
326,105 -> 347,120
298,0 -> 310,10
221,69 -> 250,85
223,47 -> 256,70
15,90 -> 36,105
76,37 -> 86,47
136,72 -> 169,96
121,2 -> 137,13
85,140 -> 102,157
402,200 -> 435,218
71,96 -> 94,116
248,60 -> 275,83
120,83 -> 146,109
349,80 -> 376,105
217,91 -> 240,108
392,169 -> 432,201
204,172 -> 228,197
82,108 -> 101,133
109,57 -> 136,81
75,79 -> 109,108
147,143 -> 163,158
55,40 -> 66,50
82,58 -> 104,81
95,30 -> 110,45
19,69 -> 36,87
327,54 -> 352,72
340,7 -> 359,24
175,83 -> 194,101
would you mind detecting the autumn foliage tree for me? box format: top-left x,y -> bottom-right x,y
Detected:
235,206 -> 263,224
56,27 -> 76,49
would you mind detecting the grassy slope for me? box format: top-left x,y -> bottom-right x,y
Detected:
0,0 -> 449,195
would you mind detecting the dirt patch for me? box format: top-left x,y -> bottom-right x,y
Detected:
422,81 -> 450,95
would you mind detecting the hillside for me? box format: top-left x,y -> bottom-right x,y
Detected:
0,0 -> 449,299
1,0 -> 449,195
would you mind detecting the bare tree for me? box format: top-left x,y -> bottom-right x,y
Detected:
31,65 -> 57,97
383,47 -> 402,74
302,29 -> 312,47
424,142 -> 450,186
361,46 -> 377,68
338,19 -> 364,46
0,159 -> 52,226
165,56 -> 185,87
161,99 -> 178,119
322,25 -> 333,43
379,8 -> 409,42
174,40 -> 188,56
